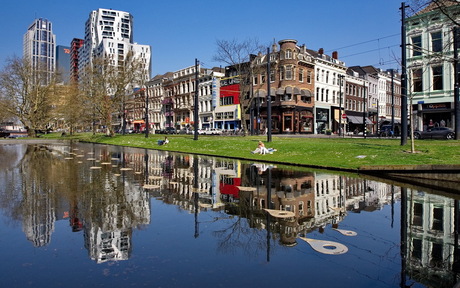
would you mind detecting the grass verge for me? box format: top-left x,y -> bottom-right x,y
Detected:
38,132 -> 460,171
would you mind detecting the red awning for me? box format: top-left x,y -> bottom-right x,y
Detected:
133,120 -> 145,124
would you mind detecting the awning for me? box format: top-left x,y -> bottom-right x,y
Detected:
133,120 -> 145,124
347,116 -> 373,124
254,90 -> 266,97
300,89 -> 313,97
285,86 -> 293,94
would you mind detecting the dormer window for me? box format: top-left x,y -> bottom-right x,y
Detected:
285,49 -> 292,59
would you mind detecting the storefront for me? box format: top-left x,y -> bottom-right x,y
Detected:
413,102 -> 454,131
315,108 -> 329,134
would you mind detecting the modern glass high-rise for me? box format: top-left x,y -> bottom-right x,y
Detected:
23,18 -> 56,84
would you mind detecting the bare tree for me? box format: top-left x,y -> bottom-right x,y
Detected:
213,38 -> 264,134
0,57 -> 59,137
55,82 -> 86,135
78,52 -> 146,136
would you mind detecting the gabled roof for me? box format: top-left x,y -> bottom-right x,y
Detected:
417,0 -> 459,14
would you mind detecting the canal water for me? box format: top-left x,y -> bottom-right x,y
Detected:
0,142 -> 457,288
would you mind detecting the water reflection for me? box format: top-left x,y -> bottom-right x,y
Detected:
0,142 -> 458,287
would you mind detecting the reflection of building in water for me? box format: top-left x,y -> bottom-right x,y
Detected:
233,168 -> 403,246
152,155 -> 231,212
343,177 -> 401,213
22,189 -> 56,247
80,146 -> 151,263
216,160 -> 241,204
405,189 -> 458,287
84,179 -> 150,263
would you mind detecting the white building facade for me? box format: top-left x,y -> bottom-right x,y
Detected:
79,8 -> 151,88
405,3 -> 459,131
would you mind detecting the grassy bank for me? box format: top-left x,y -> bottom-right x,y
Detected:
38,132 -> 460,170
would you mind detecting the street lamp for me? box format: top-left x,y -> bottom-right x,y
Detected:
144,85 -> 149,138
338,74 -> 345,137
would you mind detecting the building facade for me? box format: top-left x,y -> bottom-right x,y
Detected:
405,2 -> 460,131
56,45 -> 70,84
23,18 -> 56,84
70,38 -> 84,83
79,8 -> 151,88
251,39 -> 316,134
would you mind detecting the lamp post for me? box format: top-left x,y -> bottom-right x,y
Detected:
363,84 -> 367,139
266,47 -> 272,142
338,74 -> 345,137
194,58 -> 199,141
144,85 -> 149,138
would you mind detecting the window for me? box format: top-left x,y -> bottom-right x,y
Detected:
432,66 -> 443,90
270,70 -> 275,82
253,75 -> 258,85
413,203 -> 423,226
285,49 -> 292,59
299,69 -> 304,82
280,67 -> 285,80
307,71 -> 312,83
412,35 -> 422,56
432,207 -> 443,231
431,31 -> 442,53
285,66 -> 293,80
413,69 -> 423,92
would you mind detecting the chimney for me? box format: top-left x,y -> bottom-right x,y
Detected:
318,48 -> 324,55
332,51 -> 338,59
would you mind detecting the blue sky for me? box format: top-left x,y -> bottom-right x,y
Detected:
2,0 -> 406,76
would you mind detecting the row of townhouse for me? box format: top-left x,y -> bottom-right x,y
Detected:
126,39 -> 402,135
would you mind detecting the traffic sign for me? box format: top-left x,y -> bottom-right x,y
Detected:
341,114 -> 347,119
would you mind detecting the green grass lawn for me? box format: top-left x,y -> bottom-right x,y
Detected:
40,132 -> 460,170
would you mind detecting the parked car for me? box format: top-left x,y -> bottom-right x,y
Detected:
413,127 -> 455,140
164,127 -> 177,134
205,128 -> 222,135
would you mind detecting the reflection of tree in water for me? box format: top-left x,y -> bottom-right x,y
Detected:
212,208 -> 271,258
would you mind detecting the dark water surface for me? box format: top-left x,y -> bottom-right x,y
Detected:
0,142 -> 457,288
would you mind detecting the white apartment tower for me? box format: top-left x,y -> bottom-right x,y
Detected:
79,8 -> 151,86
23,18 -> 56,83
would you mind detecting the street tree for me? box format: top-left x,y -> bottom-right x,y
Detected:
213,38 -> 265,135
0,57 -> 59,137
79,52 -> 147,136
55,82 -> 86,135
